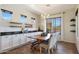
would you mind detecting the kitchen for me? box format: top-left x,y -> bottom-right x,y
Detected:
0,4 -> 79,54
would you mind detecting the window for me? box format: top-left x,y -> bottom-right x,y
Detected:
1,9 -> 13,21
19,15 -> 27,23
52,17 -> 61,33
46,17 -> 61,33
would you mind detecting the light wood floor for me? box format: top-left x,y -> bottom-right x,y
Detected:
1,41 -> 78,54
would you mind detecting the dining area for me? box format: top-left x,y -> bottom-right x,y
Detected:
30,32 -> 60,54
0,4 -> 78,54
0,2 -> 79,59
1,31 -> 77,54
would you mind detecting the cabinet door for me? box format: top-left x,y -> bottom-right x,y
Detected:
23,34 -> 28,43
20,34 -> 26,44
0,36 -> 2,51
12,35 -> 20,47
26,33 -> 31,42
7,36 -> 12,49
1,36 -> 10,50
27,37 -> 31,42
31,33 -> 34,36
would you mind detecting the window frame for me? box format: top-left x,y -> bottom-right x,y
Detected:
1,9 -> 13,22
19,14 -> 27,24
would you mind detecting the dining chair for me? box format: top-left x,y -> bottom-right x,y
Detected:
30,33 -> 43,50
31,32 -> 49,50
54,32 -> 60,49
39,32 -> 60,54
31,33 -> 51,52
27,36 -> 38,49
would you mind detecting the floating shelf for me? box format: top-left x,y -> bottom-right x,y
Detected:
9,26 -> 22,28
70,19 -> 75,22
9,22 -> 22,24
70,30 -> 76,32
70,24 -> 76,26
70,19 -> 76,33
25,24 -> 32,28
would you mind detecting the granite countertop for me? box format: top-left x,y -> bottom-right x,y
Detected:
0,30 -> 43,36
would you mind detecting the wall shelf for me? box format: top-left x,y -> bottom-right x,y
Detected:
70,19 -> 76,33
70,30 -> 76,32
70,24 -> 76,26
70,19 -> 75,22
9,22 -> 22,24
25,24 -> 32,28
9,26 -> 22,28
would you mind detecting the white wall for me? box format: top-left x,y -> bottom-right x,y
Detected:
40,15 -> 47,32
75,5 -> 79,52
76,5 -> 79,40
39,8 -> 76,43
63,9 -> 76,43
0,4 -> 76,43
0,4 -> 39,32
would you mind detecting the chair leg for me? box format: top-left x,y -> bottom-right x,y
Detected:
48,48 -> 54,54
55,43 -> 57,49
48,49 -> 50,54
51,48 -> 53,53
40,47 -> 41,53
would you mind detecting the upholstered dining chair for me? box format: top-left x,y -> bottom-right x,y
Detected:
39,32 -> 60,54
31,32 -> 50,51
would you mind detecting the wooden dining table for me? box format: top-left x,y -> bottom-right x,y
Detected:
30,35 -> 47,52
33,35 -> 46,43
27,35 -> 47,43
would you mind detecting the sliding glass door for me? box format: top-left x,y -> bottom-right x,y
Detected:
52,17 -> 61,33
46,17 -> 61,33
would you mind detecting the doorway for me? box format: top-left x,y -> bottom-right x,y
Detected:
46,17 -> 61,33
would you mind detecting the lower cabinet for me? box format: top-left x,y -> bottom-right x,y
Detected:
0,36 -> 1,51
0,36 -> 11,51
26,33 -> 32,42
0,32 -> 43,53
20,34 -> 26,44
12,35 -> 20,47
23,34 -> 28,43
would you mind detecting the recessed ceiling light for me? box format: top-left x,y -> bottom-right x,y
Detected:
46,4 -> 50,7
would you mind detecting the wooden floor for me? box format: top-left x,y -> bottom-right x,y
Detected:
1,41 -> 78,54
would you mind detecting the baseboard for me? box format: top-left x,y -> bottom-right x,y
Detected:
58,41 -> 75,44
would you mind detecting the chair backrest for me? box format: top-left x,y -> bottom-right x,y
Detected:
41,32 -> 47,36
48,32 -> 60,49
45,33 -> 51,40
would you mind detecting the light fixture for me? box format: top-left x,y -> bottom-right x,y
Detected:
45,4 -> 50,7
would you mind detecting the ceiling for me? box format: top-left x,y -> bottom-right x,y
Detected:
25,4 -> 76,15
